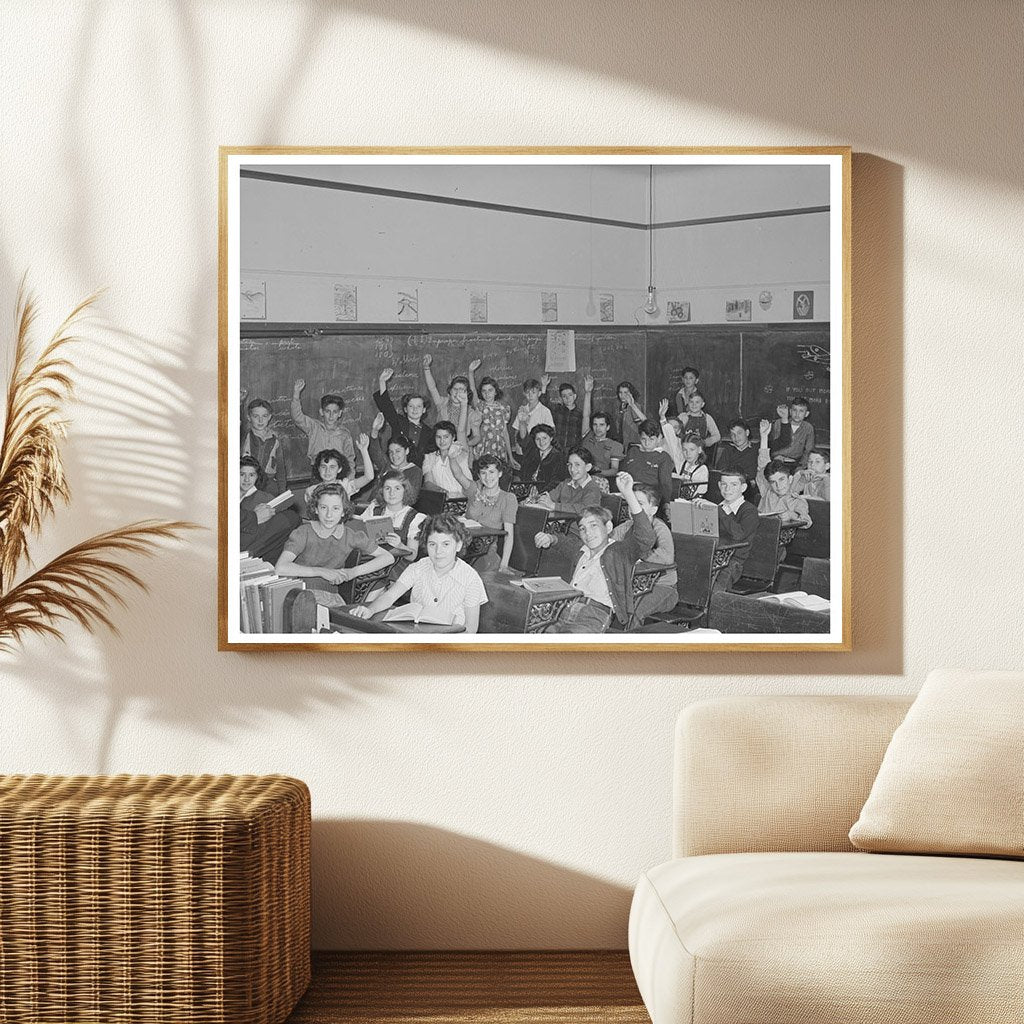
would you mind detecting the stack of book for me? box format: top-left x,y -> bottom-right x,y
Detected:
239,555 -> 303,633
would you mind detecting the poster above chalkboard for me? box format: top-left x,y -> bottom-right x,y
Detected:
220,148 -> 850,653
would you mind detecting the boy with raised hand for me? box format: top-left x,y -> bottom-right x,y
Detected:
757,419 -> 813,525
770,397 -> 816,467
240,391 -> 288,496
291,378 -> 355,469
373,366 -> 432,464
533,471 -> 654,633
540,373 -> 584,451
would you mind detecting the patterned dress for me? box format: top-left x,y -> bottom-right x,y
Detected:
474,401 -> 512,463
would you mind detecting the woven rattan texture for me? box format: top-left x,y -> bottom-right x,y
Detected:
0,774 -> 311,1024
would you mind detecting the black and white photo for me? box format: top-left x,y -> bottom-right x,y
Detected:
221,150 -> 849,649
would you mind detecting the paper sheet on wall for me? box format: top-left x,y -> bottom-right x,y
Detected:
545,329 -> 576,372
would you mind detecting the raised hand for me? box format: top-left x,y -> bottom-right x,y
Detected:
760,419 -> 772,436
583,374 -> 594,393
540,373 -> 550,391
380,367 -> 395,384
371,411 -> 386,435
658,398 -> 669,419
422,354 -> 432,368
293,378 -> 306,395
468,358 -> 482,372
240,387 -> 248,402
357,433 -> 370,450
616,471 -> 635,493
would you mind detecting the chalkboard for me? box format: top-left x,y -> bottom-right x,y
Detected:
239,327 -> 647,480
643,325 -> 831,438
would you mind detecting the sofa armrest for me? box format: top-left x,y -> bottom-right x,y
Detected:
674,695 -> 912,857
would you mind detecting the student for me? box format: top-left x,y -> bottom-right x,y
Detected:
657,398 -> 687,472
791,449 -> 831,501
717,419 -> 759,480
302,436 -> 374,508
448,453 -> 517,572
540,374 -> 583,450
517,423 -> 567,493
533,446 -> 603,513
611,482 -> 677,622
673,366 -> 701,416
239,456 -> 298,564
675,437 -> 709,499
533,472 -> 654,633
275,482 -> 395,602
373,367 -> 432,464
615,381 -> 645,450
368,417 -> 423,499
695,470 -> 759,592
358,470 -> 427,576
758,420 -> 813,525
581,407 -> 625,474
678,391 -> 721,450
770,398 -> 815,466
622,419 -> 675,506
466,362 -> 517,468
351,513 -> 489,633
291,378 -> 355,468
423,354 -> 481,448
422,420 -> 472,498
240,396 -> 288,496
514,377 -> 555,449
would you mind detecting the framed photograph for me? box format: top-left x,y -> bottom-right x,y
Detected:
220,148 -> 850,651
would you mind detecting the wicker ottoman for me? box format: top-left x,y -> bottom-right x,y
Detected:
0,774 -> 310,1024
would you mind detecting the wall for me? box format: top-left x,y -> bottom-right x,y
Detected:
241,164 -> 829,324
1,2 -> 1022,949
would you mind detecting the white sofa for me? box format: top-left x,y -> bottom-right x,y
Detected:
628,695 -> 1024,1024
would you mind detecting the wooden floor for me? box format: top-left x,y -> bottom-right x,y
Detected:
286,951 -> 649,1024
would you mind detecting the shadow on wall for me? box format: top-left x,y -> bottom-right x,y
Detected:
312,819 -> 634,949
334,0 -> 1020,188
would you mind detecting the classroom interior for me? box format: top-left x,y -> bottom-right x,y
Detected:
237,161 -> 837,638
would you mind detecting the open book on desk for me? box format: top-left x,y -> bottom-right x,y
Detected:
382,603 -> 456,626
757,591 -> 830,612
517,576 -> 578,595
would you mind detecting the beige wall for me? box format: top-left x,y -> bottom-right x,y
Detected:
1,2 -> 1022,949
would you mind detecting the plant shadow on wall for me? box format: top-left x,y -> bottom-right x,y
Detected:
0,292 -> 384,774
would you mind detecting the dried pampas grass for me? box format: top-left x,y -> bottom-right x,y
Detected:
0,281 -> 197,650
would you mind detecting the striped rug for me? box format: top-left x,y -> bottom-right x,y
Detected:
287,951 -> 649,1023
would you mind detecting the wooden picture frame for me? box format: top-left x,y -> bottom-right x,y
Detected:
219,148 -> 851,651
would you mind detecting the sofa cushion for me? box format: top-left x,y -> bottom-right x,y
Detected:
629,852 -> 1024,1024
849,668 -> 1024,857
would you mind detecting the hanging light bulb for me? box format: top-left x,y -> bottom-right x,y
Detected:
643,165 -> 658,316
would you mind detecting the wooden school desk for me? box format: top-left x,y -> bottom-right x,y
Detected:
286,590 -> 464,634
477,571 -> 582,634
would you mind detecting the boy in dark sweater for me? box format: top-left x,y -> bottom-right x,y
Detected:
622,419 -> 675,507
697,469 -> 759,592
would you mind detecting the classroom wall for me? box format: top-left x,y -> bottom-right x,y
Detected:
240,166 -> 829,324
2,2 -> 1022,949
